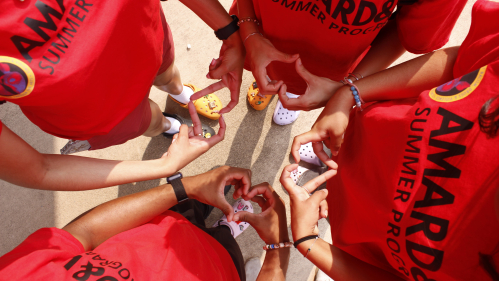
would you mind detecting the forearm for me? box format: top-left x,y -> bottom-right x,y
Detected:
237,0 -> 260,40
297,239 -> 404,281
0,125 -> 176,191
63,183 -> 178,250
256,249 -> 290,281
352,20 -> 406,77
179,0 -> 232,31
335,46 -> 459,109
39,154 -> 175,191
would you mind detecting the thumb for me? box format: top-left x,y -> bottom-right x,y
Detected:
275,51 -> 299,64
219,199 -> 235,222
233,210 -> 256,224
295,58 -> 313,83
309,189 -> 328,206
207,61 -> 228,80
178,124 -> 189,140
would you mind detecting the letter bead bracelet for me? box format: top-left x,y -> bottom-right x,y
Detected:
263,242 -> 294,250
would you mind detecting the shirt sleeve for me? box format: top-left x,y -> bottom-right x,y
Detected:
453,0 -> 499,77
395,0 -> 468,54
0,228 -> 84,278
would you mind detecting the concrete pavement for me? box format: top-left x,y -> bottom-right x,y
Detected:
0,0 -> 475,280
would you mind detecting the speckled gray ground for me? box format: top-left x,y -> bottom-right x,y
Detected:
0,1 -> 475,280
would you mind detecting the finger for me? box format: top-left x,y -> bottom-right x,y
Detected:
219,81 -> 240,114
219,99 -> 237,115
332,133 -> 344,157
218,199 -> 235,222
188,101 -> 202,136
254,68 -> 282,93
277,84 -> 302,111
205,114 -> 226,146
312,141 -> 338,170
244,183 -> 274,207
250,195 -> 267,209
190,81 -> 225,101
207,60 -> 229,80
279,164 -> 304,196
302,169 -> 337,193
308,189 -> 329,211
275,52 -> 300,64
209,58 -> 222,72
218,166 -> 250,199
291,132 -> 326,164
319,199 -> 329,219
177,124 -> 189,141
233,210 -> 256,224
232,168 -> 253,200
295,58 -> 313,83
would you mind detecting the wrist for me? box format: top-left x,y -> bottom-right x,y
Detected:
335,85 -> 357,110
180,176 -> 197,199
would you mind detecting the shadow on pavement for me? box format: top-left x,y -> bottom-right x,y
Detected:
0,104 -> 56,255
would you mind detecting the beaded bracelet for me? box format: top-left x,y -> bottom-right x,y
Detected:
343,78 -> 365,111
243,32 -> 263,44
263,242 -> 293,250
304,237 -> 319,258
238,17 -> 260,26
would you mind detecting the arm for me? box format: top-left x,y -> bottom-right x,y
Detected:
63,166 -> 252,250
352,19 -> 406,77
233,183 -> 290,280
280,164 -> 404,281
296,240 -> 404,281
0,104 -> 226,191
235,0 -> 299,95
180,0 -> 245,114
276,19 -> 405,111
0,124 -> 174,191
291,46 -> 459,165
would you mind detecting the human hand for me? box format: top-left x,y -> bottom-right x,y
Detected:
278,58 -> 343,111
290,87 -> 354,169
190,33 -> 245,114
162,102 -> 225,172
232,183 -> 289,244
245,34 -> 299,95
183,166 -> 252,222
280,164 -> 336,241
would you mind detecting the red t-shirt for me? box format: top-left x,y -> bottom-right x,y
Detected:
328,0 -> 499,280
232,0 -> 466,95
0,0 -> 164,139
0,211 -> 241,280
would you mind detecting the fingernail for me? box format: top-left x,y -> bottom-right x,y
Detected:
332,151 -> 338,156
298,58 -> 302,66
211,58 -> 216,66
206,73 -> 211,79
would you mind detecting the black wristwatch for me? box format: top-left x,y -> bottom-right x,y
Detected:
167,173 -> 188,203
215,15 -> 239,40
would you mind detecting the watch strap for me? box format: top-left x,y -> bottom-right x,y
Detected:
167,173 -> 188,203
215,15 -> 239,40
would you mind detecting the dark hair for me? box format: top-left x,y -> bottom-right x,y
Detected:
479,95 -> 499,138
480,253 -> 499,281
